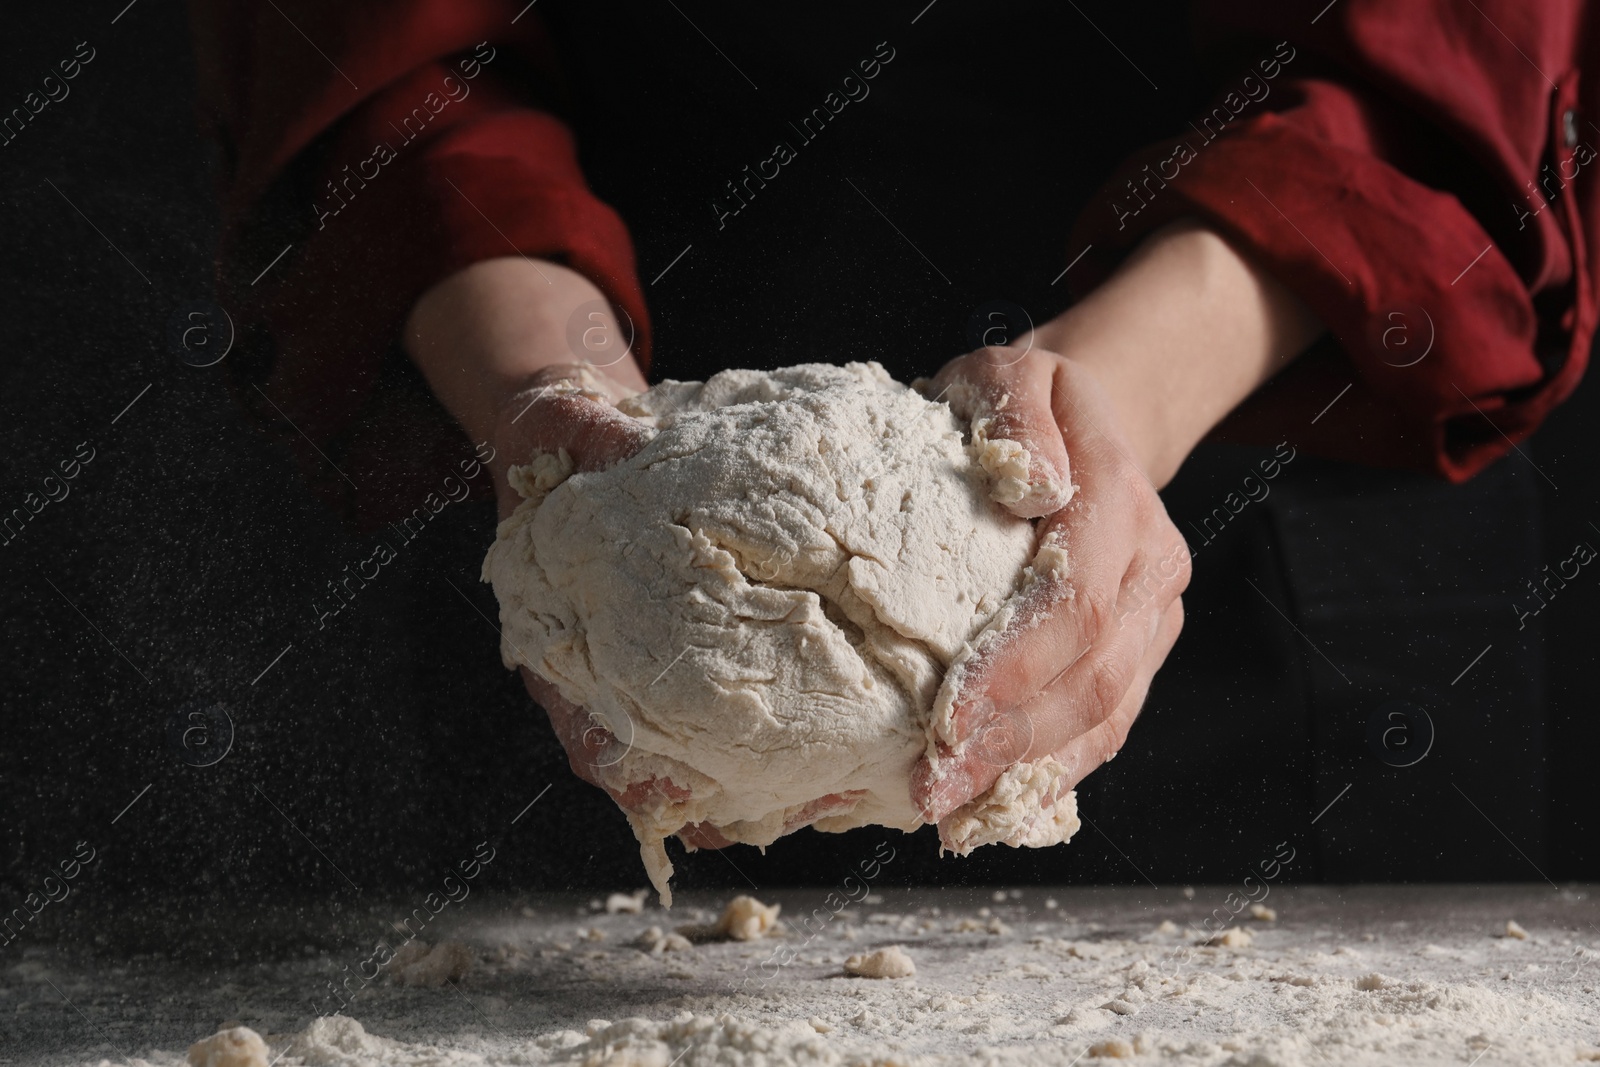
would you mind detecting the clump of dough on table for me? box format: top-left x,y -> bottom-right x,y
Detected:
484,362 -> 1080,903
845,944 -> 917,978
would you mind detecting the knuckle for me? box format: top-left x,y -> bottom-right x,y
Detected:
1076,583 -> 1115,648
1090,654 -> 1129,722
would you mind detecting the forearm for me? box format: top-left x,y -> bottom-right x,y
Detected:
1028,219 -> 1322,486
403,256 -> 647,446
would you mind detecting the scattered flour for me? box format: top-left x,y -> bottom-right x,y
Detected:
48,888 -> 1600,1067
843,945 -> 917,979
287,1015 -> 405,1064
485,362 -> 1078,903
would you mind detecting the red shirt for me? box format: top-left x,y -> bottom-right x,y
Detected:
190,0 -> 1595,523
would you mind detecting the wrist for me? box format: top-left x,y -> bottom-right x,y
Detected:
1029,219 -> 1321,486
404,256 -> 647,446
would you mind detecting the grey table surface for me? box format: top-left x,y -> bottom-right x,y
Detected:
3,884 -> 1596,1065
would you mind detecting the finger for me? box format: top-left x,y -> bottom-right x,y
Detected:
493,368 -> 654,518
507,379 -> 652,473
918,573 -> 1172,822
1051,596 -> 1184,791
946,476 -> 1144,747
930,348 -> 1074,517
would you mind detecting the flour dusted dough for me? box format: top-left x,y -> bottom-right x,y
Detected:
940,758 -> 1081,855
186,1027 -> 268,1067
844,945 -> 917,979
710,894 -> 781,941
387,940 -> 473,987
485,363 -> 1077,902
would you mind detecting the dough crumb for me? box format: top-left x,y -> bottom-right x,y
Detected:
1181,887 -> 1195,899
605,890 -> 649,914
716,894 -> 781,940
1088,1037 -> 1135,1058
388,940 -> 473,987
1502,919 -> 1529,940
186,1026 -> 268,1067
1249,902 -> 1278,922
1355,972 -> 1391,991
940,758 -> 1079,855
844,945 -> 916,978
679,895 -> 782,942
1202,927 -> 1253,949
809,1017 -> 833,1033
635,926 -> 694,955
1156,919 -> 1179,935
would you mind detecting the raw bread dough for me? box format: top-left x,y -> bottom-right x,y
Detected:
485,362 -> 1078,902
1203,927 -> 1254,949
387,940 -> 473,987
605,890 -> 648,914
186,1027 -> 268,1067
940,758 -> 1081,855
844,945 -> 917,978
674,894 -> 781,943
634,926 -> 693,954
706,894 -> 781,941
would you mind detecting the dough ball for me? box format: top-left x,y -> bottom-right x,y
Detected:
387,940 -> 473,987
844,945 -> 916,978
485,362 -> 1076,902
186,1026 -> 268,1067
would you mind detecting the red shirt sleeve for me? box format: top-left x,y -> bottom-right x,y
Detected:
1068,1 -> 1592,481
189,0 -> 648,527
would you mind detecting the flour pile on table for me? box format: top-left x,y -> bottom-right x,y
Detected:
485,362 -> 1080,902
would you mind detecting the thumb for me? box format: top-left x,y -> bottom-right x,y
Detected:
931,348 -> 1073,518
504,367 -> 653,474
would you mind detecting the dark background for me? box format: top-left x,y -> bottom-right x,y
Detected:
1,0 -> 1594,925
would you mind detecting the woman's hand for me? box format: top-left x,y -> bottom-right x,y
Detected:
478,368 -> 701,829
406,259 -> 686,824
912,349 -> 1190,827
913,219 -> 1323,828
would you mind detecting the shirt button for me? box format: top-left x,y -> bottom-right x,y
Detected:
1563,108 -> 1579,148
